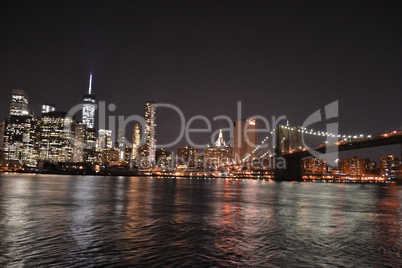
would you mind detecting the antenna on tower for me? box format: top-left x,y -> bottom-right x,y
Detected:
88,72 -> 93,94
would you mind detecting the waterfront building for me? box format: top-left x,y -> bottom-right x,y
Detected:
204,129 -> 233,167
379,155 -> 401,176
124,146 -> 132,164
2,115 -> 38,167
195,152 -> 205,168
139,144 -> 150,167
144,100 -> 157,166
118,128 -> 126,162
100,148 -> 119,166
177,146 -> 200,168
367,161 -> 377,174
9,89 -> 29,116
155,148 -> 172,168
302,157 -> 328,174
233,118 -> 258,163
339,157 -> 370,175
38,111 -> 76,163
131,124 -> 141,162
1,89 -> 37,167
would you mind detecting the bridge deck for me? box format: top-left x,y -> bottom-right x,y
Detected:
281,132 -> 402,158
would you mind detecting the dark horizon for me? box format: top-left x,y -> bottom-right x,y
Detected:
1,0 -> 401,160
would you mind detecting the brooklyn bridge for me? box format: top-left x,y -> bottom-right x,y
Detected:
243,125 -> 402,181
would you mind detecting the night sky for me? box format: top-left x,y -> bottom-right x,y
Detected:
1,0 -> 401,159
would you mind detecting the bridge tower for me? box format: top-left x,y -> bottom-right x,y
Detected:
274,125 -> 303,181
275,125 -> 302,155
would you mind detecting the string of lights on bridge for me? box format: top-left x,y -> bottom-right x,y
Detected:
241,125 -> 375,163
281,126 -> 373,139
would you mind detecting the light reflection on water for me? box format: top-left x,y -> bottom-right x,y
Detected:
0,174 -> 401,267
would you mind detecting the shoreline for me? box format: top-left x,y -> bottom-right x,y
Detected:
0,170 -> 400,184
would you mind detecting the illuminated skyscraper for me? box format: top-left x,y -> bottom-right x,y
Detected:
84,128 -> 97,162
144,101 -> 157,165
233,118 -> 258,163
82,73 -> 96,129
42,103 -> 56,115
131,124 -> 141,160
10,89 -> 29,116
2,115 -> 38,166
2,90 -> 37,166
38,111 -> 76,163
0,121 -> 4,166
73,123 -> 86,162
96,129 -> 113,151
118,128 -> 125,162
204,129 -> 233,166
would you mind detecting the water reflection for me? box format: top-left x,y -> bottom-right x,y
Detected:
0,174 -> 401,267
373,185 -> 402,264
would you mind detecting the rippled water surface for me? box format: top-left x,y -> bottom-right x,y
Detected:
0,174 -> 402,267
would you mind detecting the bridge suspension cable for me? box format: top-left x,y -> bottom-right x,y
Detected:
240,125 -> 376,162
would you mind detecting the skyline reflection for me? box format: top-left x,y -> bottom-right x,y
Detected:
0,174 -> 401,266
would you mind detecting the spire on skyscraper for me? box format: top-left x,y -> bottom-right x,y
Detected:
88,72 -> 93,95
215,129 -> 226,147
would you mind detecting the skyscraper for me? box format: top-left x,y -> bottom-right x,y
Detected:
9,89 -> 29,116
144,100 -> 157,165
73,123 -> 86,163
2,115 -> 38,167
204,129 -> 233,166
84,128 -> 97,162
3,90 -> 37,166
302,157 -> 328,174
118,128 -> 126,162
42,103 -> 56,115
155,148 -> 172,168
38,111 -> 76,163
96,129 -> 113,151
177,146 -> 200,168
82,73 -> 96,129
379,155 -> 401,176
131,124 -> 140,160
339,157 -> 370,176
233,118 -> 258,163
0,121 -> 5,166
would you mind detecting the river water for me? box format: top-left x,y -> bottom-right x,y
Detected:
0,174 -> 401,267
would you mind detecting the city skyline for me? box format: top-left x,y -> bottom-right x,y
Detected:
1,0 -> 401,160
2,2 -> 402,267
1,79 -> 400,162
1,85 -> 401,177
